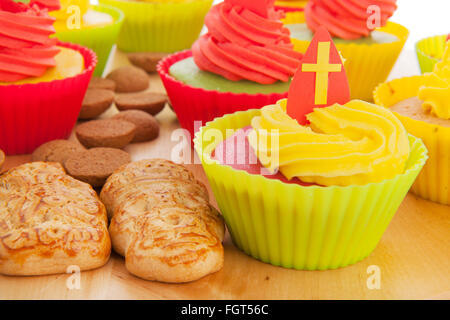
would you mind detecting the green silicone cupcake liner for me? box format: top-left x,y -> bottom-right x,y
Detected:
54,4 -> 124,76
99,0 -> 213,53
194,109 -> 428,270
416,35 -> 447,74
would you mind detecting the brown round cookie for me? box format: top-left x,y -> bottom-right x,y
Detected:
31,140 -> 84,166
115,92 -> 167,116
75,119 -> 136,149
0,149 -> 4,171
106,66 -> 150,93
113,110 -> 160,143
79,89 -> 115,120
88,76 -> 116,91
127,52 -> 168,73
65,147 -> 131,187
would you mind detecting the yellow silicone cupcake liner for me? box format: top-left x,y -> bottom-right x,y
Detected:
416,35 -> 448,74
99,0 -> 213,53
194,109 -> 428,270
54,4 -> 124,76
374,76 -> 450,205
283,14 -> 409,102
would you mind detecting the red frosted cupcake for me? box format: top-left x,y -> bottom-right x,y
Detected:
0,0 -> 96,155
158,0 -> 303,141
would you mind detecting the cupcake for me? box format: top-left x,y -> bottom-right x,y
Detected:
98,0 -> 213,53
374,41 -> 450,205
275,0 -> 308,12
158,0 -> 303,141
416,34 -> 449,74
0,0 -> 96,155
194,28 -> 427,270
35,0 -> 124,76
283,0 -> 408,101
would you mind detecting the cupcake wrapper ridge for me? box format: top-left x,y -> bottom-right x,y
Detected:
194,109 -> 428,270
0,42 -> 97,155
374,76 -> 450,205
99,0 -> 213,53
415,35 -> 447,74
157,50 -> 288,143
54,4 -> 124,76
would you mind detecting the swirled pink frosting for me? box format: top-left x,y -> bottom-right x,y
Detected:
305,0 -> 397,40
30,0 -> 61,11
192,0 -> 302,84
0,0 -> 59,82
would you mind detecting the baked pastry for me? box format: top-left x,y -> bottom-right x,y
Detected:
194,29 -> 427,270
31,139 -> 85,166
100,159 -> 225,283
0,149 -> 4,171
88,76 -> 116,91
106,66 -> 150,93
127,52 -> 168,73
0,162 -> 111,275
114,92 -> 167,116
65,147 -> 131,187
158,0 -> 303,141
112,110 -> 160,143
75,119 -> 136,149
283,0 -> 408,101
79,88 -> 115,119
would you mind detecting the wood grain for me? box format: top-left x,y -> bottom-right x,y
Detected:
0,50 -> 449,300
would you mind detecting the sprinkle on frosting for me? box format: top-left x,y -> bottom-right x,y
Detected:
0,0 -> 59,82
418,41 -> 450,120
249,99 -> 410,186
192,0 -> 303,84
305,0 -> 397,40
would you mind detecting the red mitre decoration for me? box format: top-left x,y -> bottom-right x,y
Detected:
286,26 -> 350,125
225,0 -> 275,17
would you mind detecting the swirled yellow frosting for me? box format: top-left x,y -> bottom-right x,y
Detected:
249,99 -> 410,186
418,41 -> 450,120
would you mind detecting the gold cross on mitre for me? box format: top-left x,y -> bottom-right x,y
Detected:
301,42 -> 342,105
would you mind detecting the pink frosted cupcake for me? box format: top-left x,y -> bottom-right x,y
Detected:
158,0 -> 302,141
0,0 -> 96,155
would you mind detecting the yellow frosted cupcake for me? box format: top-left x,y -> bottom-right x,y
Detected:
34,0 -> 124,76
374,41 -> 450,205
283,0 -> 408,101
194,28 -> 427,269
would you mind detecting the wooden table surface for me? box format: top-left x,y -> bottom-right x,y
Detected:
0,50 -> 449,300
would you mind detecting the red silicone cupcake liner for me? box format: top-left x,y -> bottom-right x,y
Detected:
0,42 -> 97,155
274,5 -> 304,12
157,50 -> 288,143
